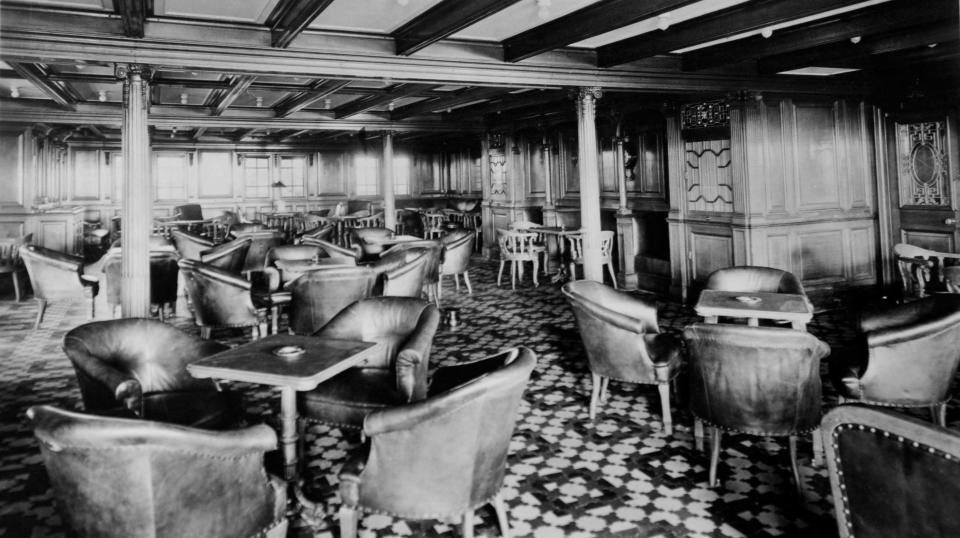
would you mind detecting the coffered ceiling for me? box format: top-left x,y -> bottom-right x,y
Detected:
0,0 -> 956,145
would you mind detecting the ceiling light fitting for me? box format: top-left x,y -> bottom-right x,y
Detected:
760,28 -> 773,39
255,96 -> 264,107
180,93 -> 188,105
657,13 -> 671,32
850,36 -> 861,44
98,90 -> 107,102
10,87 -> 19,98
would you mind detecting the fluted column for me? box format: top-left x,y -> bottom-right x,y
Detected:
575,87 -> 603,282
117,64 -> 152,317
382,131 -> 396,231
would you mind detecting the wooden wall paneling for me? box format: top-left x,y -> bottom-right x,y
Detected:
600,137 -> 617,194
684,139 -> 733,213
317,150 -> 348,196
848,225 -> 876,280
632,130 -> 666,198
798,228 -> 845,283
528,141 -> 546,196
72,148 -> 100,200
197,150 -> 234,199
763,101 -> 788,214
688,226 -> 734,285
763,231 -> 792,271
901,228 -> 954,252
847,102 -> 873,209
559,132 -> 579,197
794,103 -> 843,211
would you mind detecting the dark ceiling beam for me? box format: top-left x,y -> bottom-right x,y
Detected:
233,128 -> 259,142
192,127 -> 207,139
114,0 -> 151,38
757,24 -> 959,74
854,41 -> 960,71
390,87 -> 508,120
84,125 -> 105,139
8,62 -> 76,110
211,75 -> 256,116
681,0 -> 957,71
280,129 -> 311,142
334,83 -> 437,119
598,0 -> 866,67
393,0 -> 522,56
503,0 -> 701,63
449,89 -> 567,119
267,0 -> 335,49
274,79 -> 351,118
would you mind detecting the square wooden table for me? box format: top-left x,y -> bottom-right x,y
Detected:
187,334 -> 383,482
694,289 -> 813,330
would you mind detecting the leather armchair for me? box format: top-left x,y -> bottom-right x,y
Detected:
830,294 -> 960,426
200,236 -> 251,273
683,323 -> 830,494
369,246 -> 431,298
562,280 -> 682,434
28,405 -> 287,538
337,347 -> 536,538
232,230 -> 284,275
299,297 -> 440,430
286,266 -> 378,335
704,265 -> 807,295
100,249 -> 180,321
20,244 -> 100,329
62,318 -> 241,428
383,239 -> 442,305
349,226 -> 394,261
300,236 -> 360,265
297,222 -> 335,243
439,229 -> 475,296
178,259 -> 265,340
171,229 -> 214,261
259,244 -> 323,289
821,405 -> 960,538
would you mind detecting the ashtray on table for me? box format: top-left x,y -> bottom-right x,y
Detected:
272,345 -> 305,360
734,296 -> 762,305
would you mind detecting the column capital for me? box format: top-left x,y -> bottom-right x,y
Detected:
114,63 -> 154,82
570,86 -> 603,102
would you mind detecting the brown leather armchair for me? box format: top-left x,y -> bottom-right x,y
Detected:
821,405 -> 960,538
232,230 -> 284,275
20,244 -> 100,329
100,249 -> 180,321
286,265 -> 378,335
62,318 -> 241,428
439,229 -> 475,296
299,297 -> 440,430
337,347 -> 536,538
830,294 -> 960,426
300,236 -> 360,265
369,246 -> 431,298
349,226 -> 394,261
178,259 -> 266,340
28,405 -> 287,538
383,239 -> 442,305
200,236 -> 251,273
170,229 -> 214,261
683,323 -> 830,494
562,280 -> 682,434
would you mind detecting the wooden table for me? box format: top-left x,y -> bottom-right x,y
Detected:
694,289 -> 813,330
187,335 -> 383,482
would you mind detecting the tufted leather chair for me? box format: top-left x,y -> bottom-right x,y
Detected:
298,222 -> 335,243
286,265 -> 378,335
100,249 -> 180,321
562,280 -> 682,434
821,405 -> 960,538
179,259 -> 265,340
300,236 -> 361,265
27,405 -> 287,538
349,226 -> 394,261
337,347 -> 536,538
369,246 -> 431,298
200,236 -> 251,274
683,323 -> 830,494
705,265 -> 807,295
232,230 -> 284,276
170,229 -> 214,261
439,229 -> 475,297
62,318 -> 242,428
830,294 -> 960,426
20,244 -> 100,329
299,297 -> 440,430
383,239 -> 442,305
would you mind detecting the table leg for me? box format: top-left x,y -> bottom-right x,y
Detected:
279,386 -> 299,482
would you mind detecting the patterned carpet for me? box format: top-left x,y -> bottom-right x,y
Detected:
0,257 -> 952,537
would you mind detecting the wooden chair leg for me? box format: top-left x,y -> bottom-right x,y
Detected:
694,419 -> 704,452
709,427 -> 722,488
339,506 -> 358,538
657,383 -> 672,436
497,260 -> 505,287
606,262 -> 618,289
33,299 -> 47,330
510,261 -> 516,290
158,304 -> 166,323
599,376 -> 609,402
462,510 -> 475,538
12,273 -> 20,302
789,435 -> 804,497
463,272 -> 473,294
589,373 -> 602,419
532,258 -> 539,287
454,273 -> 461,292
492,493 -> 511,538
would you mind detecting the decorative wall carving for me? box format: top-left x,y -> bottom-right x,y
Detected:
489,149 -> 507,196
684,139 -> 733,212
897,121 -> 950,207
681,100 -> 730,130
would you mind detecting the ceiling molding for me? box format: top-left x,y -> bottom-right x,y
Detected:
114,0 -> 151,39
8,62 -> 77,111
503,0 -> 701,63
267,0 -> 336,49
392,0 -> 522,56
334,83 -> 438,119
391,87 -> 509,120
274,79 -> 351,118
598,0 -> 866,67
212,75 -> 256,116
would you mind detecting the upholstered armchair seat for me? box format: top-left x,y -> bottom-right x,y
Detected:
439,229 -> 475,296
351,227 -> 394,261
704,265 -> 807,295
232,230 -> 284,276
300,237 -> 361,265
179,259 -> 266,340
20,244 -> 99,329
62,318 -> 242,428
369,246 -> 431,298
100,249 -> 180,320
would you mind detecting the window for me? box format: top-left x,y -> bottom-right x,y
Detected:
393,155 -> 410,195
243,155 -> 271,198
355,155 -> 379,196
277,156 -> 306,197
155,152 -> 188,201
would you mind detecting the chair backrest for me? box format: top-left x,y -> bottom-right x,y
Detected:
286,266 -> 378,335
353,212 -> 384,229
0,235 -> 28,267
704,265 -> 806,295
101,250 -> 180,307
350,227 -> 394,259
265,245 -> 321,268
178,259 -> 259,329
19,244 -> 85,300
299,223 -> 335,243
300,237 -> 360,265
683,323 -> 830,435
171,229 -> 214,261
376,248 -> 431,298
28,405 -> 283,538
200,236 -> 251,273
439,229 -> 474,274
822,405 -> 960,538
566,230 -> 613,262
384,239 -> 442,284
497,229 -> 540,260
172,203 -> 203,221
353,347 -> 536,517
231,230 -> 284,274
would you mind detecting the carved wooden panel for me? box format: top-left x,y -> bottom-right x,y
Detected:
764,232 -> 791,270
848,227 -> 874,280
628,131 -> 666,198
599,138 -> 617,194
685,139 -> 732,212
529,143 -> 546,195
901,230 -> 954,253
896,121 -> 951,207
317,151 -> 348,195
689,230 -> 732,283
795,105 -> 841,210
798,230 -> 844,282
72,149 -> 100,200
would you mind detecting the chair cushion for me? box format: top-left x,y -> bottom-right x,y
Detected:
299,369 -> 405,429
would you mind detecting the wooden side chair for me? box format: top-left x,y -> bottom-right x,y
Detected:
567,230 -> 617,289
496,229 -> 541,290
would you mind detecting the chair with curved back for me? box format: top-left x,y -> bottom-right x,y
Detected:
894,243 -> 960,300
100,249 -> 180,321
298,222 -> 335,243
683,323 -> 830,495
0,233 -> 33,301
821,405 -> 960,538
298,297 -> 441,435
349,226 -> 394,261
945,265 -> 960,293
830,294 -> 960,426
300,237 -> 360,265
705,265 -> 807,295
370,246 -> 431,298
439,229 -> 475,297
566,230 -> 618,289
231,230 -> 284,276
382,239 -> 442,305
27,405 -> 287,538
62,318 -> 242,428
178,259 -> 266,340
337,346 -> 536,538
171,229 -> 214,261
20,244 -> 100,329
562,280 -> 682,434
420,211 -> 446,240
497,229 -> 542,290
286,265 -> 379,335
199,236 -> 251,274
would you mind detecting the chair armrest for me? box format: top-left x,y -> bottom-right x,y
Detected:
65,347 -> 143,413
363,394 -> 454,436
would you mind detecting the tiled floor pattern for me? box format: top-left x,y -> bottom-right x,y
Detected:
0,258 -> 953,537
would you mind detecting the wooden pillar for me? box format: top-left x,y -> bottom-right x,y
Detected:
117,64 -> 152,317
541,133 -> 557,226
575,87 -> 604,282
614,133 -> 639,289
381,131 -> 396,231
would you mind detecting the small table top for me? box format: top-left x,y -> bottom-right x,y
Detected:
187,334 -> 382,391
370,234 -> 422,246
695,290 -> 813,324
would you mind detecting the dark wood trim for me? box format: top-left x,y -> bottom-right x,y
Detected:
192,127 -> 207,140
393,0 -> 522,56
449,89 -> 568,119
503,0 -> 700,63
390,87 -> 509,120
274,79 -> 351,118
233,128 -> 259,142
267,0 -> 336,49
598,0 -> 865,67
8,62 -> 76,110
334,83 -> 437,119
114,0 -> 151,39
211,75 -> 256,116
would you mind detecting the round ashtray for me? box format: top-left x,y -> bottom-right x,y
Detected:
735,296 -> 762,305
272,345 -> 305,359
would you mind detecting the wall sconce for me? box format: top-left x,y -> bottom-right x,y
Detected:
236,154 -> 245,166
